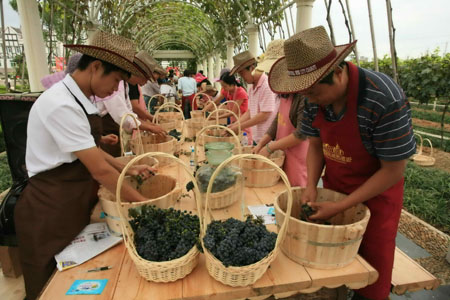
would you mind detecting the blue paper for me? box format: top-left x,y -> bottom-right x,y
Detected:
66,279 -> 108,295
267,207 -> 275,216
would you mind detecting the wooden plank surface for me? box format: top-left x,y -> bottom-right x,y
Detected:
391,248 -> 440,295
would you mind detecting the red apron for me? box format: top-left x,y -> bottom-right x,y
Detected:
276,95 -> 309,187
312,62 -> 403,300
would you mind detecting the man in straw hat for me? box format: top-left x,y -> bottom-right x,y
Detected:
229,50 -> 279,144
252,39 -> 310,188
96,50 -> 166,157
14,29 -> 156,300
269,26 -> 416,300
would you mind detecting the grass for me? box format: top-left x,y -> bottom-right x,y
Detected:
404,162 -> 450,234
0,153 -> 12,192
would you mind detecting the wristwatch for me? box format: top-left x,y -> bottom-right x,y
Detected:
265,143 -> 274,154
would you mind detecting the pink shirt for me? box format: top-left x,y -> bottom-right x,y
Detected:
248,73 -> 279,143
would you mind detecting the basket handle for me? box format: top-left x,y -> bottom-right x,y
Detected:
153,103 -> 185,125
194,124 -> 242,167
193,92 -> 213,113
206,108 -> 241,137
422,138 -> 433,157
119,113 -> 142,156
146,94 -> 167,113
414,133 -> 423,155
115,152 -> 204,241
218,100 -> 241,119
201,154 -> 293,252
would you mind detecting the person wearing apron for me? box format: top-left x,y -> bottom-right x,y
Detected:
14,30 -> 155,300
268,26 -> 416,300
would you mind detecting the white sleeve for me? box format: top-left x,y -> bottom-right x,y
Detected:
103,94 -> 141,132
41,104 -> 96,153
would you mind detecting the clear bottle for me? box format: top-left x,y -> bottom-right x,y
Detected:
189,146 -> 195,171
241,132 -> 249,147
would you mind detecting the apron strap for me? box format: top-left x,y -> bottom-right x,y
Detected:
62,82 -> 90,116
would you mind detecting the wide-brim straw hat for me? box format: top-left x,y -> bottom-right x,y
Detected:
64,30 -> 145,78
269,26 -> 356,94
256,39 -> 285,73
134,50 -> 158,80
230,51 -> 257,76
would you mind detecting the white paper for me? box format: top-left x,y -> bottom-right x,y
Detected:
247,205 -> 276,225
54,222 -> 122,271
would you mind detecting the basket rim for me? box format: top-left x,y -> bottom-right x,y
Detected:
274,187 -> 371,229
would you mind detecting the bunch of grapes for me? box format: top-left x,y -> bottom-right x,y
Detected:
129,206 -> 200,262
203,216 -> 277,267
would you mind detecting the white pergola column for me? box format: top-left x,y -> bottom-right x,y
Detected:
202,58 -> 208,77
246,24 -> 259,57
295,0 -> 316,32
214,52 -> 221,89
226,41 -> 234,69
17,0 -> 49,91
207,55 -> 214,82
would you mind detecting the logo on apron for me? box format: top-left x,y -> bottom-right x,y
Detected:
323,143 -> 352,164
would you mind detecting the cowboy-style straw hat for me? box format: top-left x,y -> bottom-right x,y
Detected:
269,26 -> 356,94
64,30 -> 145,78
256,39 -> 285,73
134,50 -> 158,80
229,51 -> 257,75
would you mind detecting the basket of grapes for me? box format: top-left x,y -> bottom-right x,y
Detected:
116,153 -> 203,282
201,154 -> 293,286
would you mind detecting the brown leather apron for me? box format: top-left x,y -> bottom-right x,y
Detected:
14,84 -> 102,300
100,113 -> 121,157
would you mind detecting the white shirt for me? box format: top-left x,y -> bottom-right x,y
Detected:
141,81 -> 160,97
96,81 -> 141,132
26,74 -> 98,177
177,76 -> 196,96
248,73 -> 279,143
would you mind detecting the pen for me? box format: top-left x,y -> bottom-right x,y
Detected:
87,266 -> 113,272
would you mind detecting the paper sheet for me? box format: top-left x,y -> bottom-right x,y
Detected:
247,205 -> 276,225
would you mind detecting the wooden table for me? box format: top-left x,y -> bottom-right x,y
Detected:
40,145 -> 378,300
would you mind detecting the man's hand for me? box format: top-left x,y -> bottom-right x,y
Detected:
127,164 -> 157,179
308,201 -> 344,221
148,124 -> 167,138
301,185 -> 318,205
101,134 -> 119,145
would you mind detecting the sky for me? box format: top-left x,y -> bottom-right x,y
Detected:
3,0 -> 450,60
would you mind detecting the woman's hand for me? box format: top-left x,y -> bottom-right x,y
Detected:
252,143 -> 263,154
301,185 -> 317,205
101,134 -> 118,145
149,124 -> 167,138
308,201 -> 343,221
257,146 -> 270,158
126,164 -> 157,180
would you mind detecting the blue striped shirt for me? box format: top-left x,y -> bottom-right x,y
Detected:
301,66 -> 416,161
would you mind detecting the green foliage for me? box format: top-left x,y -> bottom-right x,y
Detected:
0,154 -> 12,192
404,162 -> 450,234
412,108 -> 450,123
128,205 -> 200,262
203,215 -> 277,267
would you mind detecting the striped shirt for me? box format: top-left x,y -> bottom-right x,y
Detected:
248,73 -> 279,143
301,66 -> 416,161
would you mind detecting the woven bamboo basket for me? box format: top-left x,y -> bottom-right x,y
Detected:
190,93 -> 214,119
115,152 -> 204,282
153,103 -> 185,134
197,109 -> 242,147
129,132 -> 177,166
412,136 -> 435,166
119,113 -> 142,156
218,100 -> 241,120
98,169 -> 179,236
194,125 -> 243,209
185,118 -> 217,139
201,154 -> 293,287
240,146 -> 285,188
147,94 -> 167,113
275,187 -> 371,269
206,108 -> 231,126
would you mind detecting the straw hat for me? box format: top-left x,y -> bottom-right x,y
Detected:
268,26 -> 356,94
256,39 -> 285,73
133,50 -> 158,80
64,30 -> 145,78
229,51 -> 257,75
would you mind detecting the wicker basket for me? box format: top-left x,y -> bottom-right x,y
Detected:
191,92 -> 214,119
275,187 -> 371,269
412,135 -> 435,166
196,109 -> 242,147
218,100 -> 241,120
185,118 -> 217,139
119,113 -> 142,156
241,146 -> 285,187
146,94 -> 168,113
99,170 -> 179,236
115,153 -> 204,282
202,154 -> 293,287
129,132 -> 177,166
153,103 -> 185,133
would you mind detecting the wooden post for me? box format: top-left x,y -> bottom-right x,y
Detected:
367,0 -> 379,71
324,0 -> 336,45
386,0 -> 398,82
345,0 -> 360,66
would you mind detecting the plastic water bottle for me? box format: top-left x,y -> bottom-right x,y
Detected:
241,132 -> 249,147
189,146 -> 195,170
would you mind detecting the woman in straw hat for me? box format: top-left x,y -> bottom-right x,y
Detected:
269,26 -> 416,300
14,30 -> 156,300
228,50 -> 279,144
252,39 -> 309,187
